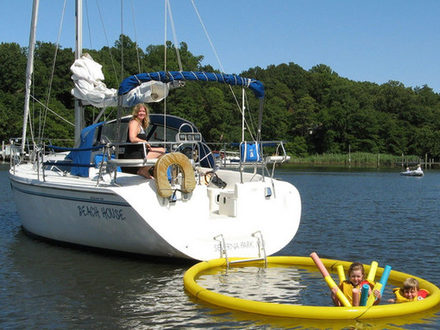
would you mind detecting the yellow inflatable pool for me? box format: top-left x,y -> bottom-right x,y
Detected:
183,256 -> 440,320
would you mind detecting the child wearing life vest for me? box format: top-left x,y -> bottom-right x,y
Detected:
332,262 -> 381,306
388,277 -> 430,303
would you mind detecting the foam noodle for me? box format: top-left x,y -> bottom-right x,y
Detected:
352,288 -> 360,306
360,283 -> 370,306
310,252 -> 329,277
366,282 -> 383,306
337,264 -> 346,283
310,252 -> 352,307
379,265 -> 392,296
367,261 -> 378,283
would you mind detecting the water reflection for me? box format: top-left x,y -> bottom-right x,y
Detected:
3,230 -> 196,328
198,265 -> 317,305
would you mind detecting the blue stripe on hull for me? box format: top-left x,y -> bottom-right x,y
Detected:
10,182 -> 130,207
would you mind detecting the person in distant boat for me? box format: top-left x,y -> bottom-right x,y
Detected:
332,262 -> 381,306
406,167 -> 410,172
123,103 -> 165,178
416,164 -> 422,172
388,277 -> 429,303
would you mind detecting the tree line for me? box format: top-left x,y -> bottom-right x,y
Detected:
1,35 -> 440,158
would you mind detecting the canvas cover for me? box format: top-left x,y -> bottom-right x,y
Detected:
70,53 -> 170,107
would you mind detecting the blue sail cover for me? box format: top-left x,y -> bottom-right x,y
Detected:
67,122 -> 105,177
118,71 -> 265,99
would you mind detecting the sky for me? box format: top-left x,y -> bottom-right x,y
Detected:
1,0 -> 440,93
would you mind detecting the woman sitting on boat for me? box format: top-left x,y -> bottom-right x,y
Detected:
124,103 -> 165,178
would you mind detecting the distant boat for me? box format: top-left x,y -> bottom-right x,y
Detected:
1,143 -> 19,160
400,166 -> 424,177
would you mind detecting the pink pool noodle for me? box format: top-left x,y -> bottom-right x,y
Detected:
310,252 -> 330,277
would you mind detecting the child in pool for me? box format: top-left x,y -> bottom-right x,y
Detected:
332,262 -> 381,306
388,277 -> 429,303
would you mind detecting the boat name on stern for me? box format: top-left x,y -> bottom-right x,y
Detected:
214,240 -> 255,252
77,205 -> 126,221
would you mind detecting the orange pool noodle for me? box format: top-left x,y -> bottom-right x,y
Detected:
352,288 -> 360,306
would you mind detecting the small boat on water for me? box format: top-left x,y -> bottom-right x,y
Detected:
8,0 -> 301,261
400,165 -> 424,177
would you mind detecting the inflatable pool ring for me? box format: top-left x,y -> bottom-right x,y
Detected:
183,256 -> 440,320
154,152 -> 196,198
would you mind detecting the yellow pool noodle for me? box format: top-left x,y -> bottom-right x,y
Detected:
367,261 -> 378,283
337,264 -> 346,283
324,275 -> 352,307
366,282 -> 383,306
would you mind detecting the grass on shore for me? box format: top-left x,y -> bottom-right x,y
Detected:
286,152 -> 421,168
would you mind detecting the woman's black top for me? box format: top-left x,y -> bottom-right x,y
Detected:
125,123 -> 148,159
122,123 -> 148,174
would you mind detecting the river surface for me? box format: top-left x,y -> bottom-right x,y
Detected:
1,163 -> 439,329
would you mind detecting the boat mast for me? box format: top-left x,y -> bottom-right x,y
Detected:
74,0 -> 84,145
21,0 -> 39,154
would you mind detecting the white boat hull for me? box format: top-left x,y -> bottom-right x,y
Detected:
9,164 -> 301,260
400,170 -> 424,177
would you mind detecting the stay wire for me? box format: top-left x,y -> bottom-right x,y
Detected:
95,0 -> 119,83
31,95 -> 75,127
167,0 -> 183,71
120,0 -> 124,80
84,0 -> 93,49
190,0 -> 224,73
163,0 -> 168,146
129,0 -> 142,73
190,0 -> 256,140
40,0 -> 67,143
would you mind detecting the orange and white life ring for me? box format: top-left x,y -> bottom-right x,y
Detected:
154,152 -> 196,198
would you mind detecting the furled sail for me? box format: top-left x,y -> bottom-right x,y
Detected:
70,53 -> 170,107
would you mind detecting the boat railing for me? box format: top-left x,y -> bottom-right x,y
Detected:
206,140 -> 290,181
12,135 -> 289,186
8,138 -> 32,174
213,140 -> 289,167
99,138 -> 203,185
12,136 -> 204,184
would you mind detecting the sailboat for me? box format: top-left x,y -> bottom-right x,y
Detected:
8,0 -> 301,261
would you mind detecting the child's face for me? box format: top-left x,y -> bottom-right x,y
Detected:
349,269 -> 364,286
403,287 -> 418,299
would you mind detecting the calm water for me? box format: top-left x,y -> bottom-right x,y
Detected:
1,163 -> 440,329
